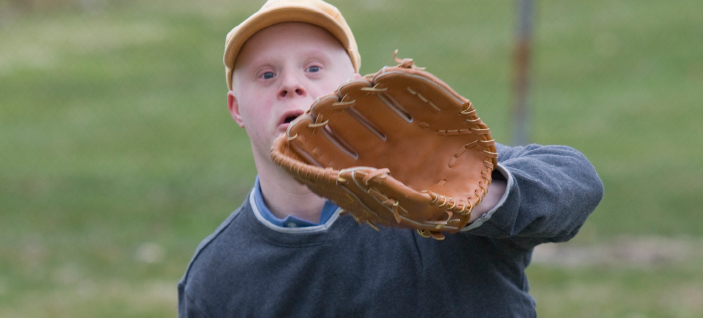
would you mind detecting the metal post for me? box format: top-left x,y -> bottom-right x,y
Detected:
511,0 -> 533,146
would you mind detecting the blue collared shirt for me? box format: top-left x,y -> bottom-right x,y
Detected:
253,177 -> 339,228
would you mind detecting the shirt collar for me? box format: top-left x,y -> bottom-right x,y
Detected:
253,177 -> 339,228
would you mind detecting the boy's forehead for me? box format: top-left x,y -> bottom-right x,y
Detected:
236,22 -> 344,67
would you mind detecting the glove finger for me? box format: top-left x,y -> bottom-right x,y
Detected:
347,67 -> 472,134
286,105 -> 359,169
307,80 -> 395,165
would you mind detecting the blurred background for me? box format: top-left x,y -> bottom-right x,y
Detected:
0,0 -> 701,317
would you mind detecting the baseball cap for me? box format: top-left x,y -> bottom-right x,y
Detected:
223,0 -> 361,90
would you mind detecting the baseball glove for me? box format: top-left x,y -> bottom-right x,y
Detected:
271,53 -> 497,240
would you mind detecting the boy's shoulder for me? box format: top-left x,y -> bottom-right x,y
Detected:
179,202 -> 249,283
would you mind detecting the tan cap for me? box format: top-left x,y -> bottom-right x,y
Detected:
224,0 -> 361,90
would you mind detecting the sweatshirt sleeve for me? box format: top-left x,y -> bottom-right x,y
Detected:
463,143 -> 604,248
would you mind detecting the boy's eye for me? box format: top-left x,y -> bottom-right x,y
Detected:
261,72 -> 275,79
307,66 -> 321,73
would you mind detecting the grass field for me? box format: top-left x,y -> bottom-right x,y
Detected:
0,0 -> 701,317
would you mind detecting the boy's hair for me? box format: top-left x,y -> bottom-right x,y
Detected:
223,0 -> 362,90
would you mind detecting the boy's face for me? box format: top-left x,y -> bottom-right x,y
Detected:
228,22 -> 357,167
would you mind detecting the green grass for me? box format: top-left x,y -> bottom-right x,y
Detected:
0,0 -> 701,317
528,259 -> 701,317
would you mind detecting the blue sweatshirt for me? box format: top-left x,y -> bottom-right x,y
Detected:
178,143 -> 604,317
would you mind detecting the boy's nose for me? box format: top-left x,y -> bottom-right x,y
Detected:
279,87 -> 305,98
278,73 -> 307,99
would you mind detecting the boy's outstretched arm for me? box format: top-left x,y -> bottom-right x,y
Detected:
464,143 -> 604,248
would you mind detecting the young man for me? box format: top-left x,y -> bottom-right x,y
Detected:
178,0 -> 604,317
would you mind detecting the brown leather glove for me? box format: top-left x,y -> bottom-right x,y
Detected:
271,55 -> 497,240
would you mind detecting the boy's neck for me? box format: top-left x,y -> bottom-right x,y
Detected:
257,163 -> 326,224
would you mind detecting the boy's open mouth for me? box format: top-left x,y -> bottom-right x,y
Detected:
280,110 -> 304,127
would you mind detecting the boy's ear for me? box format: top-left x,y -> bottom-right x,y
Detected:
227,91 -> 245,128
